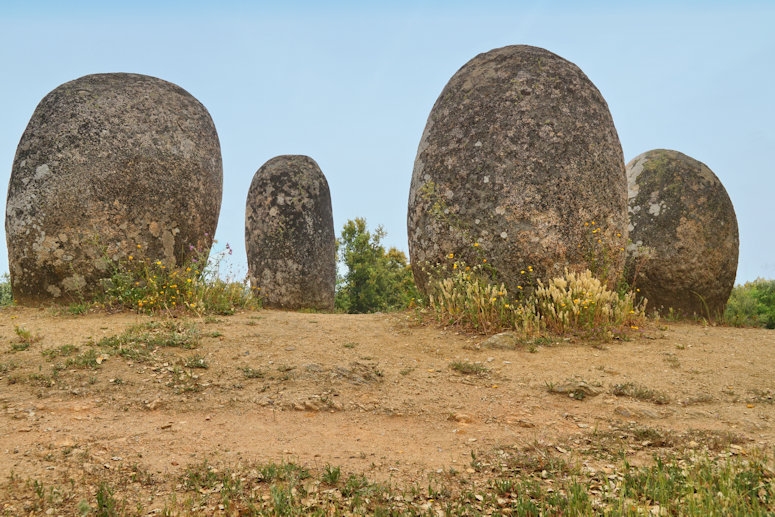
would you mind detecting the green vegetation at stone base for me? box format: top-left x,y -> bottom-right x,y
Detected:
99,242 -> 258,316
725,278 -> 775,329
2,438 -> 772,515
426,247 -> 646,340
0,243 -> 258,315
335,218 -> 420,314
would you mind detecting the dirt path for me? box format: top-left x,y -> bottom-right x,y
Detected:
1,307 -> 774,503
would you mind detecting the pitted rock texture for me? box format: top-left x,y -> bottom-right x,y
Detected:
245,155 -> 335,310
6,73 -> 223,305
407,45 -> 627,295
625,149 -> 738,319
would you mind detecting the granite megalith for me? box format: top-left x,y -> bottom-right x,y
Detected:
6,73 -> 223,305
625,149 -> 738,319
407,45 -> 628,296
245,155 -> 336,310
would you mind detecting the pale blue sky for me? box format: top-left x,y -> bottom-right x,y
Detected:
1,1 -> 773,284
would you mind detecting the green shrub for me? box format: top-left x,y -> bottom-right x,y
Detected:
725,279 -> 775,328
335,218 -> 420,313
0,273 -> 13,306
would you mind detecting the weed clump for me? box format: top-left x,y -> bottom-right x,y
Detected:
536,268 -> 645,337
99,242 -> 257,315
426,243 -> 646,340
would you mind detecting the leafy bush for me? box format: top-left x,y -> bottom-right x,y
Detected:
0,273 -> 13,306
335,218 -> 419,313
725,279 -> 775,329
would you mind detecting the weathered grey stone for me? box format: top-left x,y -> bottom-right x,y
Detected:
625,149 -> 738,319
6,73 -> 222,305
245,155 -> 335,310
408,45 -> 628,295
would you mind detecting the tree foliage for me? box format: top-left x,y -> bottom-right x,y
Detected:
335,218 -> 419,313
725,279 -> 775,329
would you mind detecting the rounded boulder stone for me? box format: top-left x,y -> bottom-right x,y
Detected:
6,73 -> 223,305
625,149 -> 739,319
407,45 -> 628,295
245,155 -> 335,310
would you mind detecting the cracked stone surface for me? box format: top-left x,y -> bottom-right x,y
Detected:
245,155 -> 335,310
625,149 -> 739,319
408,45 -> 627,295
6,73 -> 222,305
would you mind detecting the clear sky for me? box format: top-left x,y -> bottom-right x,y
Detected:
1,1 -> 773,284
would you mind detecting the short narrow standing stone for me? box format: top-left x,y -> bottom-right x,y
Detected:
6,73 -> 223,305
625,149 -> 739,319
245,155 -> 335,310
408,45 -> 628,295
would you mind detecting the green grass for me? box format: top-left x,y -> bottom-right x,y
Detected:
94,320 -> 201,364
41,344 -> 79,359
1,445 -> 772,515
449,360 -> 489,376
612,382 -> 671,405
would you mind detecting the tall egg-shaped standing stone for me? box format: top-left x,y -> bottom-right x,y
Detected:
6,73 -> 223,305
245,155 -> 335,310
625,149 -> 738,319
408,45 -> 628,295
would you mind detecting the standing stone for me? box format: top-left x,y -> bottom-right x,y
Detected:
625,149 -> 738,319
6,73 -> 223,305
245,155 -> 335,310
408,45 -> 628,295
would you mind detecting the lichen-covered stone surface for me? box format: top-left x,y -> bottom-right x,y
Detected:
407,45 -> 628,295
245,155 -> 335,310
625,149 -> 739,319
6,73 -> 223,305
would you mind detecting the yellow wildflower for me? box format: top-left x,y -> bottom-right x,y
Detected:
473,242 -> 479,247
448,253 -> 454,259
128,255 -> 134,261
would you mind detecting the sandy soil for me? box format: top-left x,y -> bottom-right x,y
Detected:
1,306 -> 773,509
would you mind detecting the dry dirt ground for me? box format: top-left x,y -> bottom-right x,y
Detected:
1,306 -> 774,511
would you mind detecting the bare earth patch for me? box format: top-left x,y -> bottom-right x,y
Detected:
1,307 -> 773,512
